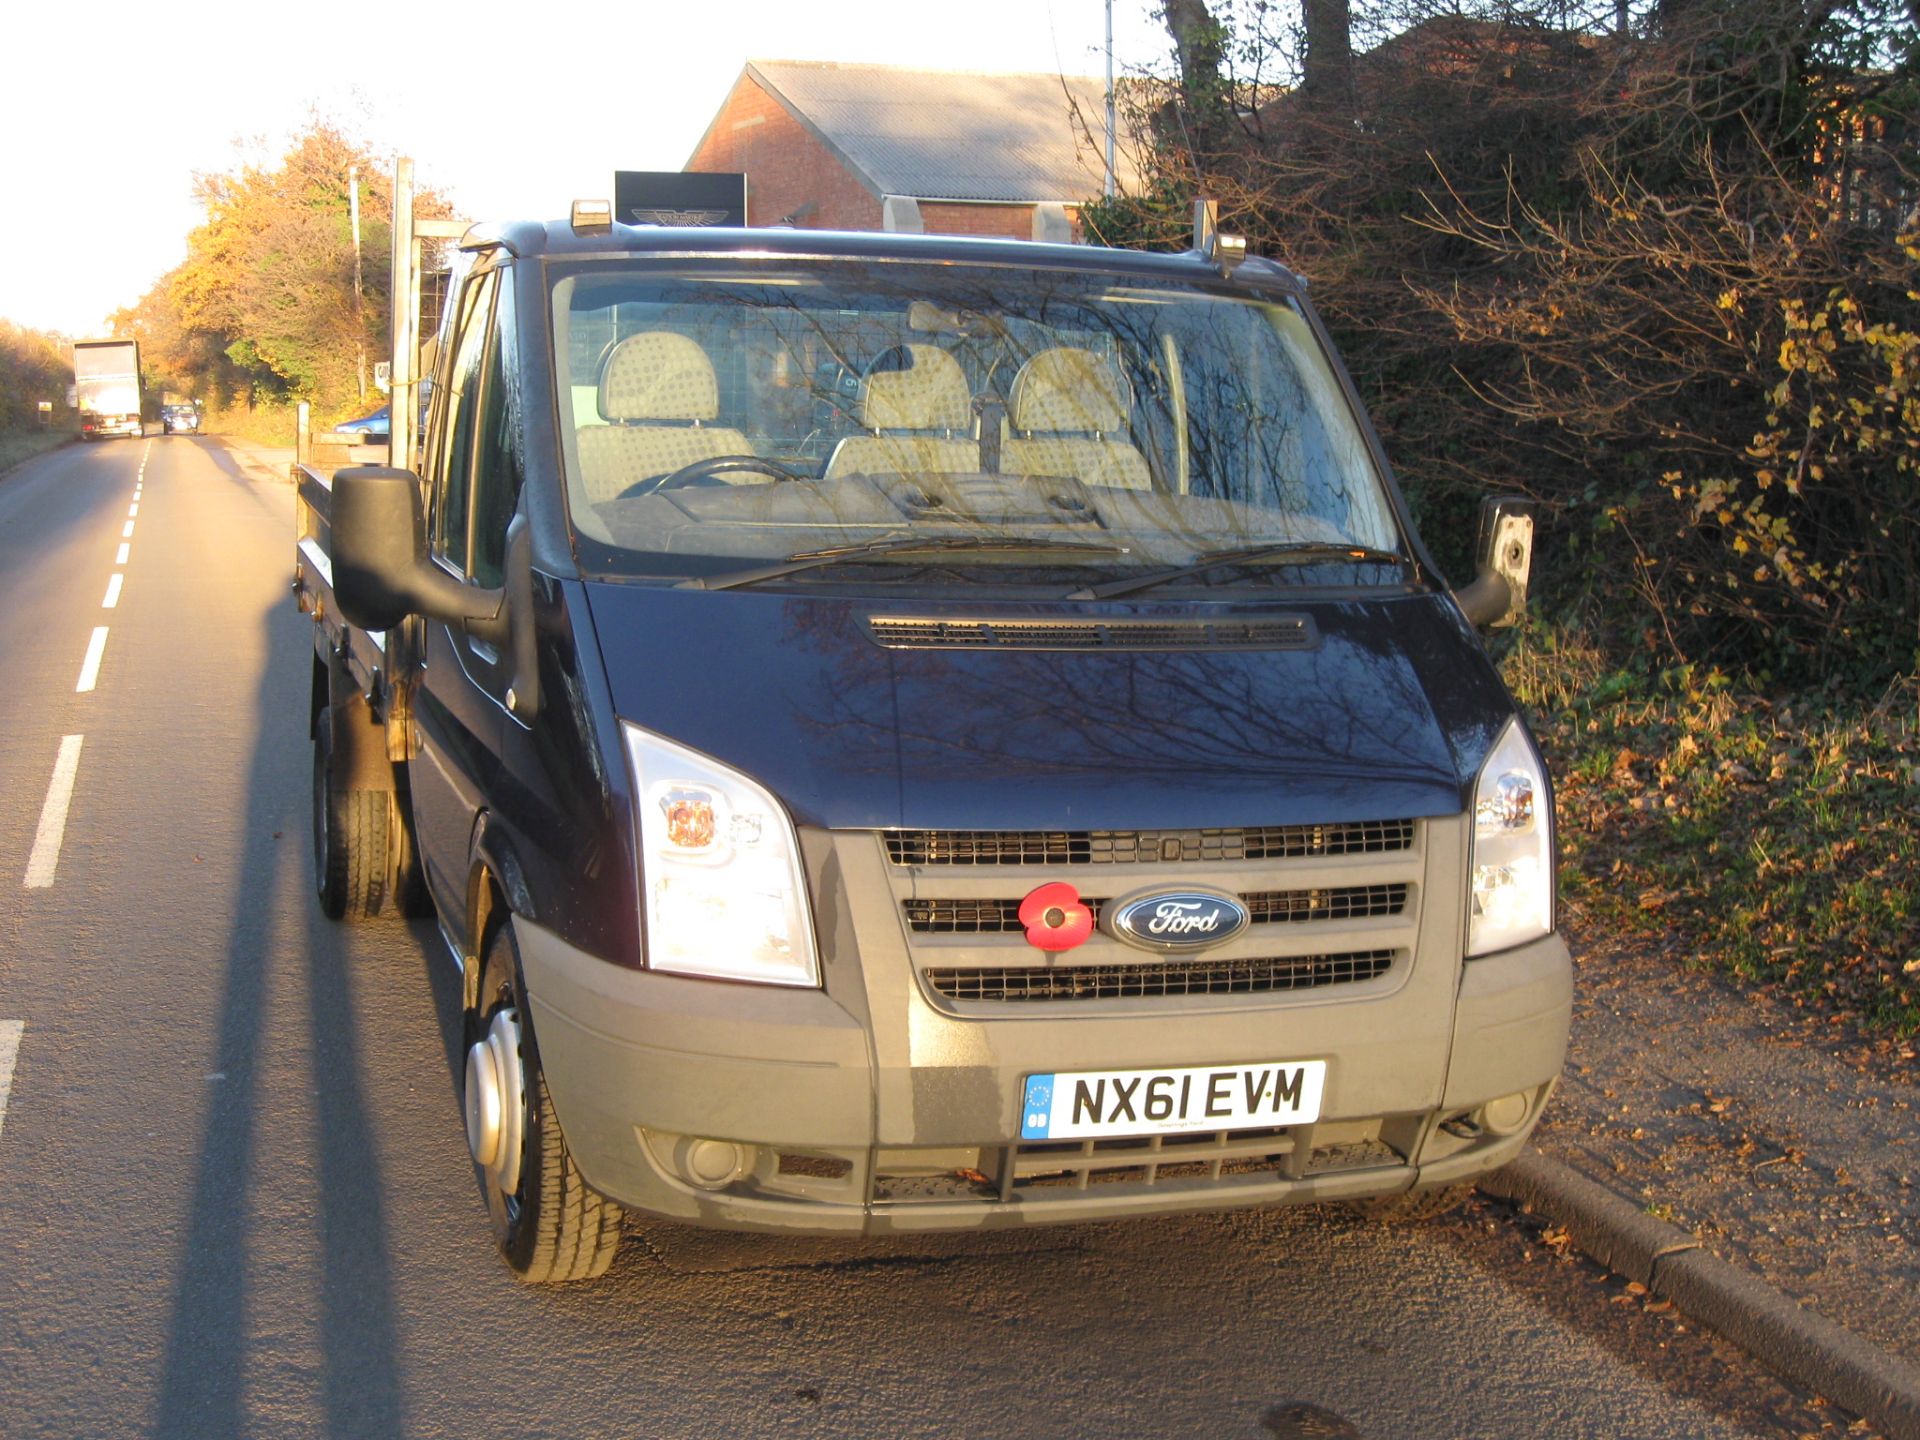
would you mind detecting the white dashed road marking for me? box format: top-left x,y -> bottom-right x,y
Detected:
127,503 -> 138,517
116,542 -> 130,564
0,1021 -> 22,1143
76,628 -> 108,693
122,521 -> 134,539
23,737 -> 83,889
102,574 -> 123,608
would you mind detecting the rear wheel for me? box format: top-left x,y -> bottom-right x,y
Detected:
465,919 -> 622,1283
311,704 -> 390,920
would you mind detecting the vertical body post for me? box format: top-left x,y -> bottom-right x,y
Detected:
350,165 -> 366,404
389,158 -> 416,476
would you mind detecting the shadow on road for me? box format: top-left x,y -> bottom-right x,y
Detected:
150,600 -> 407,1439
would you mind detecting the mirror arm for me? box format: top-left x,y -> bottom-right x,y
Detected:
1451,570 -> 1512,628
420,568 -> 503,625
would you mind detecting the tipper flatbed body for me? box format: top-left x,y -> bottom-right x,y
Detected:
298,174 -> 1567,1282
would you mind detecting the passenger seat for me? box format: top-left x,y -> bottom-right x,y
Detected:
824,346 -> 978,480
1002,347 -> 1151,490
576,332 -> 754,504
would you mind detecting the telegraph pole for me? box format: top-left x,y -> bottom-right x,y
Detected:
350,164 -> 366,403
1104,0 -> 1117,198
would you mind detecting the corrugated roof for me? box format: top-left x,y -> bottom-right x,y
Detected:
743,60 -> 1139,204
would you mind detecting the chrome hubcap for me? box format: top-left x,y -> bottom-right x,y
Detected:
464,1008 -> 526,1196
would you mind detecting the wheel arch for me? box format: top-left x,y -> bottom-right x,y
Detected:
463,813 -> 538,1012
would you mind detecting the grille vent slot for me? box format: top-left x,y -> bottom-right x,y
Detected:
924,949 -> 1396,1002
886,820 -> 1414,867
904,884 -> 1407,934
868,616 -> 1314,651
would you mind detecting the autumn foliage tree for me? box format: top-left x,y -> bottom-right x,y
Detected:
117,122 -> 446,421
1088,0 -> 1919,688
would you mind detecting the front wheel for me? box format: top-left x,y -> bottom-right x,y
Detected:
464,920 -> 622,1282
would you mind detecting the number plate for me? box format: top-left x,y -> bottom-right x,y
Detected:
1020,1060 -> 1326,1141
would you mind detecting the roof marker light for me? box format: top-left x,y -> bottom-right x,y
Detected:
571,199 -> 613,235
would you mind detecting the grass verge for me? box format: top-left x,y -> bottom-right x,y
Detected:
0,429 -> 75,473
1503,623 -> 1920,1036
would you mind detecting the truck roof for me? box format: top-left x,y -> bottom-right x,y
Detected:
459,220 -> 1305,293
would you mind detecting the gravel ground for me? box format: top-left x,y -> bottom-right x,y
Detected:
1533,920 -> 1920,1369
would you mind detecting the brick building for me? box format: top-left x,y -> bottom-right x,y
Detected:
684,60 -> 1138,240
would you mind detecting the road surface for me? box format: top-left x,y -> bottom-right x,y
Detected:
0,436 -> 1854,1439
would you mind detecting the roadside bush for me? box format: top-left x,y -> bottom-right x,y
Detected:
1087,0 -> 1919,692
0,320 -> 73,431
1516,637 -> 1920,1034
204,403 -> 298,448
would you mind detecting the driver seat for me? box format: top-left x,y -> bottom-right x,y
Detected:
576,332 -> 754,504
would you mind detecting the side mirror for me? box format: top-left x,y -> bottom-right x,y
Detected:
331,467 -> 502,631
1452,496 -> 1534,629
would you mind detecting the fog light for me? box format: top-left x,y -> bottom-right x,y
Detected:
673,1136 -> 754,1191
1479,1091 -> 1532,1138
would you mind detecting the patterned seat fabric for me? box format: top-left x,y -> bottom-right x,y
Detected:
1002,347 -> 1151,490
824,345 -> 979,480
576,332 -> 754,504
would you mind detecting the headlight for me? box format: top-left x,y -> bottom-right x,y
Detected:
1466,718 -> 1554,957
622,722 -> 820,987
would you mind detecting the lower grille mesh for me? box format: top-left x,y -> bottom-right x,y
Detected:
925,949 -> 1397,1002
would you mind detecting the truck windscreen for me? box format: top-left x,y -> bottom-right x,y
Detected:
549,262 -> 1403,587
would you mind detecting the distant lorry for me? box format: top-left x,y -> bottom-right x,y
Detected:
296,165 -> 1566,1284
73,340 -> 143,440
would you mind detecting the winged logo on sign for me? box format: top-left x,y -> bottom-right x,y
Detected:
628,207 -> 732,226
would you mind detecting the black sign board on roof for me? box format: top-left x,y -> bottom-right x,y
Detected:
613,172 -> 748,228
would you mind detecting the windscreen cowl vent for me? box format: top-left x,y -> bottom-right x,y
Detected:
867,615 -> 1316,652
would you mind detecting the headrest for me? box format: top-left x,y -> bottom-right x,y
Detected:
599,332 -> 720,423
859,345 -> 971,432
1010,347 -> 1128,434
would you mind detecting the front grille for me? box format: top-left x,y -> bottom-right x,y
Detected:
868,616 -> 1314,651
886,820 -> 1415,867
903,883 -> 1407,934
924,949 -> 1396,1002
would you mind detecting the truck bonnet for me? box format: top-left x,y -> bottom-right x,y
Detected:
581,583 -> 1495,833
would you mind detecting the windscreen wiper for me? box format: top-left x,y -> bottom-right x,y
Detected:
681,535 -> 1130,592
1065,542 -> 1410,601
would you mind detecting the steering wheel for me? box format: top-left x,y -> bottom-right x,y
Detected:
620,454 -> 804,498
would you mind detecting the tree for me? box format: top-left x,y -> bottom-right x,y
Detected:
117,122 -> 449,418
1087,0 -> 1919,686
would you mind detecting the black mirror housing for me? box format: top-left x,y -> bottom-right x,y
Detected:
331,467 -> 502,631
1452,496 -> 1535,629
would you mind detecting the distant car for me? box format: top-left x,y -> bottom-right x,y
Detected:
161,404 -> 200,435
334,404 -> 390,437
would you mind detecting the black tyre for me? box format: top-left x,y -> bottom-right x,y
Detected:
312,704 -> 390,920
466,920 -> 622,1283
1345,1183 -> 1473,1224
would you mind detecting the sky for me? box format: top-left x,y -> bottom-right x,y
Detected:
0,0 -> 1172,338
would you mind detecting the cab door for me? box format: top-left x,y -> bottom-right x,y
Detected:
408,264 -> 523,940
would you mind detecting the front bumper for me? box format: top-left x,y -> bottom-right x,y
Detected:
516,901 -> 1572,1236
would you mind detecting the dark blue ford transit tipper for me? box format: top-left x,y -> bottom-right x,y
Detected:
298,213 -> 1566,1283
